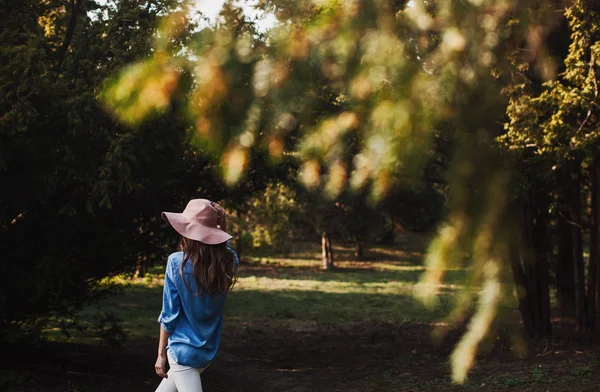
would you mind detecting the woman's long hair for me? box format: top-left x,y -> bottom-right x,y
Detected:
180,236 -> 237,295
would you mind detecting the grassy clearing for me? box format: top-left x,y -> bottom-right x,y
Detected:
227,265 -> 465,325
20,235 -> 600,392
229,239 -> 467,326
44,235 -> 467,343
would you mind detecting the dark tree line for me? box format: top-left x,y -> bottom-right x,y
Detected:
0,0 -> 285,342
502,0 -> 600,336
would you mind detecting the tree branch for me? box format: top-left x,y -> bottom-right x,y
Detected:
57,0 -> 85,67
576,50 -> 598,135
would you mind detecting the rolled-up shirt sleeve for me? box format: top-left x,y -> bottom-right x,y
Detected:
157,257 -> 180,333
226,241 -> 240,273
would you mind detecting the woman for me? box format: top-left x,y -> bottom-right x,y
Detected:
154,199 -> 238,392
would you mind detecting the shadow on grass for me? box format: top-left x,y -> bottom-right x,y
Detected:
44,284 -> 163,344
226,289 -> 455,324
238,266 -> 469,286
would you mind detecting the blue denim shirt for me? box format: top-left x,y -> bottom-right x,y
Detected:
157,242 -> 238,368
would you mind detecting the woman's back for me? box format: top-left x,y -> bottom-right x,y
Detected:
158,244 -> 239,369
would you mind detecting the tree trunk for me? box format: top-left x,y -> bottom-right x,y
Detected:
236,233 -> 242,259
556,212 -> 575,317
235,209 -> 243,259
355,238 -> 364,260
509,239 -> 535,336
512,192 -> 552,337
135,255 -> 148,278
567,159 -> 586,332
528,193 -> 552,336
321,232 -> 334,269
321,232 -> 328,267
327,234 -> 334,266
589,158 -> 600,330
389,213 -> 396,243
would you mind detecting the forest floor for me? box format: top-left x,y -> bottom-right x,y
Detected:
3,234 -> 600,392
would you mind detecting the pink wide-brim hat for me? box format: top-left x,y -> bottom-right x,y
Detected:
162,199 -> 232,245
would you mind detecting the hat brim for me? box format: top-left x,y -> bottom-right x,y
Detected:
161,212 -> 233,245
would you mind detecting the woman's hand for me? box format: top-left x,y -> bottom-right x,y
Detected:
155,353 -> 168,378
211,202 -> 227,231
156,325 -> 171,378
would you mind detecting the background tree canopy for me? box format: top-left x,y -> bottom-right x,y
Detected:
5,0 -> 600,385
0,0 -> 250,341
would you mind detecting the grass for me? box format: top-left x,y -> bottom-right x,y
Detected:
21,234 -> 600,391
571,365 -> 593,377
44,271 -> 164,344
44,236 -> 467,343
227,267 -> 464,325
231,239 -> 467,325
499,375 -> 524,387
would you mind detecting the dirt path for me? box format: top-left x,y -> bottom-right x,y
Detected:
3,322 -> 600,391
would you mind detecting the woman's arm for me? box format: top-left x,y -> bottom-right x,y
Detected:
155,325 -> 171,378
155,255 -> 180,378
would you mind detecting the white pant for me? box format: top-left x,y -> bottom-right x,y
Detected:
155,351 -> 206,392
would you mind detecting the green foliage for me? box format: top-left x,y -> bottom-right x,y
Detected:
499,0 -> 600,335
101,0 -> 567,382
5,0 -> 594,385
531,366 -> 551,383
502,0 -> 600,162
383,186 -> 445,232
227,183 -> 298,253
0,369 -> 31,391
228,180 -> 442,260
571,365 -> 593,377
88,311 -> 127,347
499,375 -> 524,387
0,0 -> 226,341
